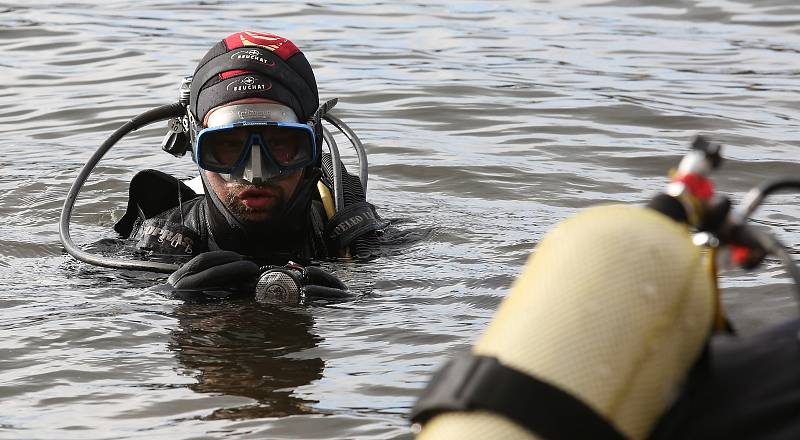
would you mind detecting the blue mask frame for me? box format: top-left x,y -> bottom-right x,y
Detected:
194,121 -> 317,180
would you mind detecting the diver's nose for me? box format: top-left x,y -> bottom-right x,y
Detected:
241,143 -> 280,185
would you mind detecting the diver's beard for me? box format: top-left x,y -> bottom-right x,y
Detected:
223,183 -> 287,223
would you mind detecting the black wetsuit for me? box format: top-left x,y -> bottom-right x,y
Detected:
114,162 -> 385,265
650,318 -> 800,440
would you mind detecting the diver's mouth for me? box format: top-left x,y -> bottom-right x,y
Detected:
239,187 -> 279,209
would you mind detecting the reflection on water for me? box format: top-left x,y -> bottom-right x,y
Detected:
171,302 -> 324,419
1,0 -> 799,438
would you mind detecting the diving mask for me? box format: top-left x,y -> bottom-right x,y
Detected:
195,103 -> 317,184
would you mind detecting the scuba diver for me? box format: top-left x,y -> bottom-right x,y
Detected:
60,31 -> 387,301
410,137 -> 800,439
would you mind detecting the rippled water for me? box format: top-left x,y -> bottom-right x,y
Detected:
1,1 -> 799,438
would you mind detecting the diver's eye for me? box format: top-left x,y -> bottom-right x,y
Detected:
211,142 -> 245,166
200,128 -> 251,167
269,139 -> 300,164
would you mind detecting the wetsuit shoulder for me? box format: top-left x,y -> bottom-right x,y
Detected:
114,169 -> 201,238
113,169 -> 208,257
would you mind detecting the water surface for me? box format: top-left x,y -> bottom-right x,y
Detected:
1,1 -> 799,438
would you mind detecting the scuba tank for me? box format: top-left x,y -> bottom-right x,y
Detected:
410,136 -> 800,439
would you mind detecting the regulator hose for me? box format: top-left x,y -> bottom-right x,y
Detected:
739,177 -> 800,222
59,103 -> 186,274
324,113 -> 368,192
735,177 -> 800,311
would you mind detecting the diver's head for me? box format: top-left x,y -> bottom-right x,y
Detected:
188,31 -> 321,224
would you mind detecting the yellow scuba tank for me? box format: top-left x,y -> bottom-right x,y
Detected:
317,180 -> 351,258
317,180 -> 337,219
414,204 -> 715,440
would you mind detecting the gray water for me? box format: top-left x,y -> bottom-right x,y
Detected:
1,1 -> 799,438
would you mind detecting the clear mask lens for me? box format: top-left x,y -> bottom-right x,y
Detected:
195,122 -> 316,182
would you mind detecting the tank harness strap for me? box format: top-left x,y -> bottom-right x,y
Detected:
323,200 -> 385,251
409,353 -> 628,440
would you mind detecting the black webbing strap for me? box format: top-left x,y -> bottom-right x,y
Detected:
324,201 -> 386,250
410,354 -> 628,440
